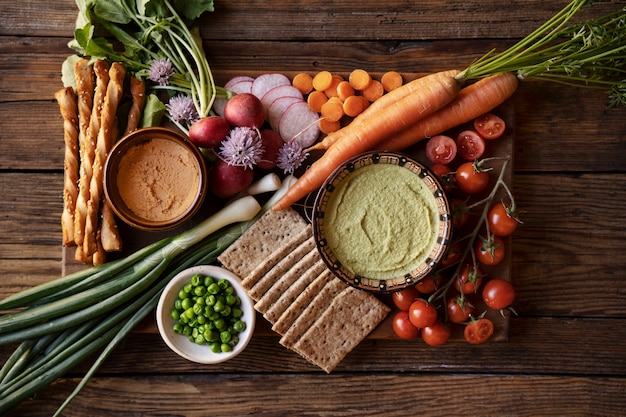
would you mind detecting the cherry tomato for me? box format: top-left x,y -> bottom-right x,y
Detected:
456,130 -> 485,161
475,235 -> 506,266
482,278 -> 516,310
454,264 -> 484,294
391,286 -> 420,311
426,135 -> 457,165
474,113 -> 506,140
487,201 -> 520,237
455,161 -> 490,194
392,311 -> 420,340
439,243 -> 462,268
408,299 -> 439,328
446,294 -> 474,324
451,198 -> 470,229
415,274 -> 441,294
464,317 -> 494,344
421,321 -> 451,347
430,163 -> 454,191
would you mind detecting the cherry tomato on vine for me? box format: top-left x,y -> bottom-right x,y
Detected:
455,161 -> 490,194
456,130 -> 486,161
421,321 -> 451,347
392,311 -> 421,340
464,317 -> 495,344
391,286 -> 420,311
451,198 -> 470,230
426,135 -> 457,165
430,163 -> 454,191
440,243 -> 462,268
415,274 -> 441,294
408,299 -> 439,329
482,278 -> 516,310
475,235 -> 506,266
454,264 -> 484,294
474,113 -> 506,140
487,201 -> 520,237
446,294 -> 474,324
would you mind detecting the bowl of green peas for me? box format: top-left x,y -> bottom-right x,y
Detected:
156,265 -> 256,364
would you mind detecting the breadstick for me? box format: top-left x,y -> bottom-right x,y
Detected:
54,86 -> 80,247
123,76 -> 146,136
83,62 -> 126,257
72,58 -> 96,246
92,229 -> 107,266
100,200 -> 122,253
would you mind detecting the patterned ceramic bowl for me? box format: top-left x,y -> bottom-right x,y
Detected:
312,151 -> 452,293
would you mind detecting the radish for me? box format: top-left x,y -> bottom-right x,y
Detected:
257,129 -> 284,170
188,116 -> 231,149
223,93 -> 265,129
208,159 -> 255,199
251,73 -> 291,100
278,101 -> 321,147
260,85 -> 304,118
268,96 -> 302,132
213,77 -> 255,117
224,76 -> 255,90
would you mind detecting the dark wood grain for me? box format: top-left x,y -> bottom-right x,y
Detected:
1,0 -> 626,414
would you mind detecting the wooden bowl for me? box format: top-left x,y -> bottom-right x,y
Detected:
312,151 -> 452,293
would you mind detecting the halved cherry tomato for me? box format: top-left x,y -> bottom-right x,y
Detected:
455,161 -> 490,194
408,299 -> 438,328
391,286 -> 420,311
487,201 -> 520,237
446,294 -> 474,324
482,278 -> 515,310
392,311 -> 420,340
475,235 -> 506,266
421,321 -> 451,347
426,135 -> 457,165
474,113 -> 506,140
456,130 -> 485,161
454,264 -> 484,294
464,317 -> 494,344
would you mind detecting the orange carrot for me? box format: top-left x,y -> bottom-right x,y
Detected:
348,69 -> 372,91
324,75 -> 344,98
312,71 -> 333,91
318,118 -> 341,134
320,97 -> 344,122
361,79 -> 384,102
273,71 -> 461,211
336,80 -> 355,101
342,95 -> 369,117
308,69 -> 460,151
292,72 -> 313,94
307,90 -> 328,113
376,72 -> 518,151
381,71 -> 403,92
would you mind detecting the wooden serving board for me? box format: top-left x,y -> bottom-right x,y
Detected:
62,74 -> 514,342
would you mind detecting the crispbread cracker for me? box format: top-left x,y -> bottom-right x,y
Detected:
263,258 -> 326,323
248,235 -> 316,300
218,208 -> 308,278
279,276 -> 348,349
241,227 -> 311,292
271,269 -> 334,335
255,248 -> 321,315
292,286 -> 391,373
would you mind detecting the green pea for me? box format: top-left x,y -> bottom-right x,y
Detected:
178,288 -> 189,299
233,320 -> 246,333
209,342 -> 221,353
182,325 -> 192,336
220,331 -> 232,344
193,303 -> 204,315
217,279 -> 229,290
194,334 -> 205,345
213,299 -> 225,313
191,274 -> 202,286
220,343 -> 232,353
181,297 -> 193,310
207,282 -> 220,295
194,285 -> 207,297
173,323 -> 183,334
232,308 -> 243,319
220,305 -> 232,317
225,294 -> 237,306
184,307 -> 195,320
205,294 -> 216,306
183,283 -> 193,294
214,318 -> 226,330
204,275 -> 214,287
204,330 -> 219,342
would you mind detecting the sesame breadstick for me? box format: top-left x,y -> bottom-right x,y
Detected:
83,62 -> 126,257
54,86 -> 80,247
123,76 -> 146,136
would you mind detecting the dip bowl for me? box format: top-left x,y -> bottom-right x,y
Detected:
104,127 -> 208,231
312,151 -> 452,293
156,265 -> 256,364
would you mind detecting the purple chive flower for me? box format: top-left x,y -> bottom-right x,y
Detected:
149,58 -> 174,86
166,95 -> 199,125
277,141 -> 308,175
219,127 -> 264,169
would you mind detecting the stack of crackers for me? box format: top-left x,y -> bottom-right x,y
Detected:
218,208 -> 390,373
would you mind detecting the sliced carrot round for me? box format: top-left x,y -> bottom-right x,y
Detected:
307,90 -> 329,113
336,81 -> 355,101
342,95 -> 369,117
320,97 -> 344,122
362,79 -> 384,102
312,71 -> 333,91
381,71 -> 403,92
292,73 -> 314,94
319,118 -> 341,134
349,69 -> 372,91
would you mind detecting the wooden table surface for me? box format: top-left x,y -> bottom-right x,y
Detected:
2,0 -> 626,415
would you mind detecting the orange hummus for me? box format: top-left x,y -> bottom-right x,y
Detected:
116,138 -> 201,222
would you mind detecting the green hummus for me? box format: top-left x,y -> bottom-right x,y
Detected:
324,163 -> 439,279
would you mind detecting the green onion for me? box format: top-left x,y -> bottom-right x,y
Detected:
0,175 -> 296,415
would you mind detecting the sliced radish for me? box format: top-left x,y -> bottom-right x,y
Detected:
261,85 -> 304,117
251,73 -> 291,100
224,76 -> 255,90
278,101 -> 321,148
268,96 -> 303,131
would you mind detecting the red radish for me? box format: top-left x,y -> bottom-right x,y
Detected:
208,159 -> 254,199
213,77 -> 255,116
224,93 -> 265,129
188,116 -> 231,149
268,96 -> 302,131
251,73 -> 291,100
260,85 -> 304,117
257,129 -> 284,170
278,101 -> 320,147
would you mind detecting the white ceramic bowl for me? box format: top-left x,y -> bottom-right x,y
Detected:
156,265 -> 256,364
